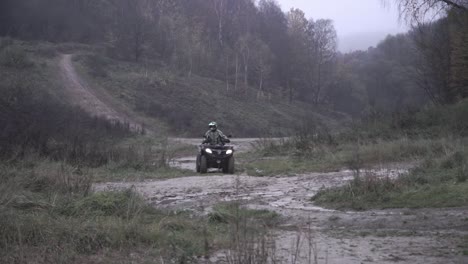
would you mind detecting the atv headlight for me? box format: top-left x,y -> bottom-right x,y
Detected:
226,149 -> 233,155
205,148 -> 213,154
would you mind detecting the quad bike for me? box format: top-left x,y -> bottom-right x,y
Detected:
196,139 -> 235,174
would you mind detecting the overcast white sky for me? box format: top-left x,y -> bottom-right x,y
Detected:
275,0 -> 411,51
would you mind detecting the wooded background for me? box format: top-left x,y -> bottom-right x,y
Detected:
1,0 -> 467,117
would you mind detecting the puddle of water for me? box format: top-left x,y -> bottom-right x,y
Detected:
169,156 -> 197,170
270,230 -> 463,264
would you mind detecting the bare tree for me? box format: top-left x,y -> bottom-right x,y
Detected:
236,34 -> 252,91
383,0 -> 467,24
409,21 -> 451,104
252,39 -> 273,99
211,0 -> 228,46
448,11 -> 468,100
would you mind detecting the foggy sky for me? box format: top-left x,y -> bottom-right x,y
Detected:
276,0 -> 410,51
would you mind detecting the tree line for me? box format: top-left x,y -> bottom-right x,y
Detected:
1,0 -> 467,117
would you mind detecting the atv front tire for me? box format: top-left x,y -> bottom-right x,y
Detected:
227,156 -> 235,174
196,154 -> 201,173
200,155 -> 208,173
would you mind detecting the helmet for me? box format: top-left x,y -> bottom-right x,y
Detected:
208,121 -> 217,127
209,121 -> 217,131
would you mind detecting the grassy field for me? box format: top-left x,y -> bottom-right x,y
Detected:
241,136 -> 457,176
0,159 -> 281,263
244,100 -> 468,209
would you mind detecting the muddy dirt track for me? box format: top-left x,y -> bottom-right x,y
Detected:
60,54 -> 144,132
61,54 -> 468,263
95,160 -> 468,264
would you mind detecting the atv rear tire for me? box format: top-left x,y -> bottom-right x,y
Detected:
227,156 -> 235,174
200,155 -> 208,173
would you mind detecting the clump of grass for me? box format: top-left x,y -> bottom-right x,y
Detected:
312,172 -> 402,210
209,202 -> 327,263
61,189 -> 145,218
460,236 -> 468,256
208,202 -> 280,264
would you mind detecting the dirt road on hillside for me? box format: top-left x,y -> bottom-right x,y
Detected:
58,55 -> 467,263
60,54 -> 144,132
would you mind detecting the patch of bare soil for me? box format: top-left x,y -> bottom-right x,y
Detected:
95,144 -> 468,263
59,54 -> 144,132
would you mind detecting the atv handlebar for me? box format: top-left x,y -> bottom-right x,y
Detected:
202,138 -> 230,144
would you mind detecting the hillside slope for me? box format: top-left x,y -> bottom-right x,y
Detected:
0,38 -> 348,139
72,52 -> 347,137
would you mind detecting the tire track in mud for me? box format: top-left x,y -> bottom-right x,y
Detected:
59,54 -> 145,133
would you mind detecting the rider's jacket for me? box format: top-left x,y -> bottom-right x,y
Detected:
204,129 -> 228,145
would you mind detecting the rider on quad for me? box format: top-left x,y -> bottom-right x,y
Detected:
197,122 -> 235,174
204,121 -> 230,145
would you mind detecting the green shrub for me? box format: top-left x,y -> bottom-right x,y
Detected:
82,54 -> 109,77
441,151 -> 466,169
0,37 -> 14,50
0,80 -> 134,166
451,100 -> 468,135
0,46 -> 34,68
63,189 -> 146,218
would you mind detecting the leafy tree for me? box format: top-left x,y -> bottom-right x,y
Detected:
107,0 -> 152,62
258,0 -> 289,88
286,8 -> 309,102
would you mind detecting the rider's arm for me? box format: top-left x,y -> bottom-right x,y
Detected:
203,131 -> 211,144
218,130 -> 227,139
218,130 -> 230,143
